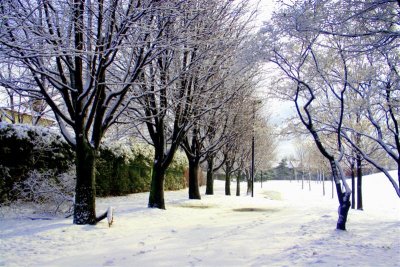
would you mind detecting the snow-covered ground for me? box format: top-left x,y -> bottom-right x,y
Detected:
1,172 -> 399,267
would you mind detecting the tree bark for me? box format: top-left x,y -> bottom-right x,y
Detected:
356,153 -> 363,210
73,137 -> 97,225
246,170 -> 252,195
330,160 -> 351,231
350,161 -> 356,209
337,189 -> 351,230
188,158 -> 201,199
225,171 -> 231,196
236,171 -> 240,196
148,160 -> 166,209
205,156 -> 214,195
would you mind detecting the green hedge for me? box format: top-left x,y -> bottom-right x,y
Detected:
96,142 -> 188,196
0,122 -> 74,202
0,122 -> 188,201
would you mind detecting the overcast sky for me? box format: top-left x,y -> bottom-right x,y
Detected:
250,0 -> 298,162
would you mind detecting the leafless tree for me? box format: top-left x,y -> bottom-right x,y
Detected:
260,0 -> 399,230
0,0 -> 175,224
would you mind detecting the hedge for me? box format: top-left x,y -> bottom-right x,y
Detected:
0,122 -> 74,202
96,141 -> 188,196
0,122 -> 188,202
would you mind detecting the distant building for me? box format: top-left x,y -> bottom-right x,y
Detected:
0,107 -> 56,127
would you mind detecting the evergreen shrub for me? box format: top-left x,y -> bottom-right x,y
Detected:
0,122 -> 188,201
0,122 -> 74,202
96,141 -> 188,196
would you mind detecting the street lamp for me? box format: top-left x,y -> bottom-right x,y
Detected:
251,120 -> 255,197
251,99 -> 262,197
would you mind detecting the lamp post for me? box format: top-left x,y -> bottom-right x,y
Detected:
251,127 -> 255,197
251,100 -> 258,197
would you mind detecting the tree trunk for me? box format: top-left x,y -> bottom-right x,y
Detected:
205,156 -> 214,195
148,161 -> 166,209
398,168 -> 400,192
246,171 -> 252,195
225,171 -> 231,196
236,171 -> 240,196
356,153 -> 363,210
350,162 -> 356,209
188,158 -> 201,199
330,160 -> 351,231
336,186 -> 351,230
73,138 -> 97,225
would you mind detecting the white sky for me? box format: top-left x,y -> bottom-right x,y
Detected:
251,0 -> 297,161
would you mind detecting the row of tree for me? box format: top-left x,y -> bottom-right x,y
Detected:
0,0 -> 278,225
259,0 -> 400,230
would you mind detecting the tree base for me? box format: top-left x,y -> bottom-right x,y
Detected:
148,203 -> 166,209
336,192 -> 351,231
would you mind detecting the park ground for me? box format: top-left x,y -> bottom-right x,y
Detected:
1,172 -> 399,267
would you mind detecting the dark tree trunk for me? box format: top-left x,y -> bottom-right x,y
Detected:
73,137 -> 97,225
336,186 -> 351,230
236,171 -> 240,196
188,158 -> 201,199
148,161 -> 166,209
225,171 -> 231,196
205,156 -> 214,195
356,153 -> 363,210
398,168 -> 400,191
350,161 -> 356,209
330,160 -> 351,231
246,171 -> 252,195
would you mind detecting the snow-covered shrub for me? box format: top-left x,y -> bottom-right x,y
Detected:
0,165 -> 11,203
104,141 -> 135,164
96,144 -> 133,196
11,168 -> 75,215
165,150 -> 188,190
96,140 -> 187,196
96,141 -> 151,196
0,122 -> 74,202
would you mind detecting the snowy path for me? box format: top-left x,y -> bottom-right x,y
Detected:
1,175 -> 399,267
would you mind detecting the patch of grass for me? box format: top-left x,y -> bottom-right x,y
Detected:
263,190 -> 282,200
179,203 -> 215,209
233,207 -> 279,212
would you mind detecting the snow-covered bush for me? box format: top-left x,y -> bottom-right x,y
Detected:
166,150 -> 189,190
104,141 -> 136,164
0,165 -> 11,203
0,122 -> 187,204
0,122 -> 74,202
96,140 -> 187,196
11,168 -> 75,216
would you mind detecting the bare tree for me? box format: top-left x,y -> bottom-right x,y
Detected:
260,0 -> 400,230
262,2 -> 354,230
0,0 -> 173,224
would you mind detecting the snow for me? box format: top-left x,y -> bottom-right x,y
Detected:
1,172 -> 399,267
